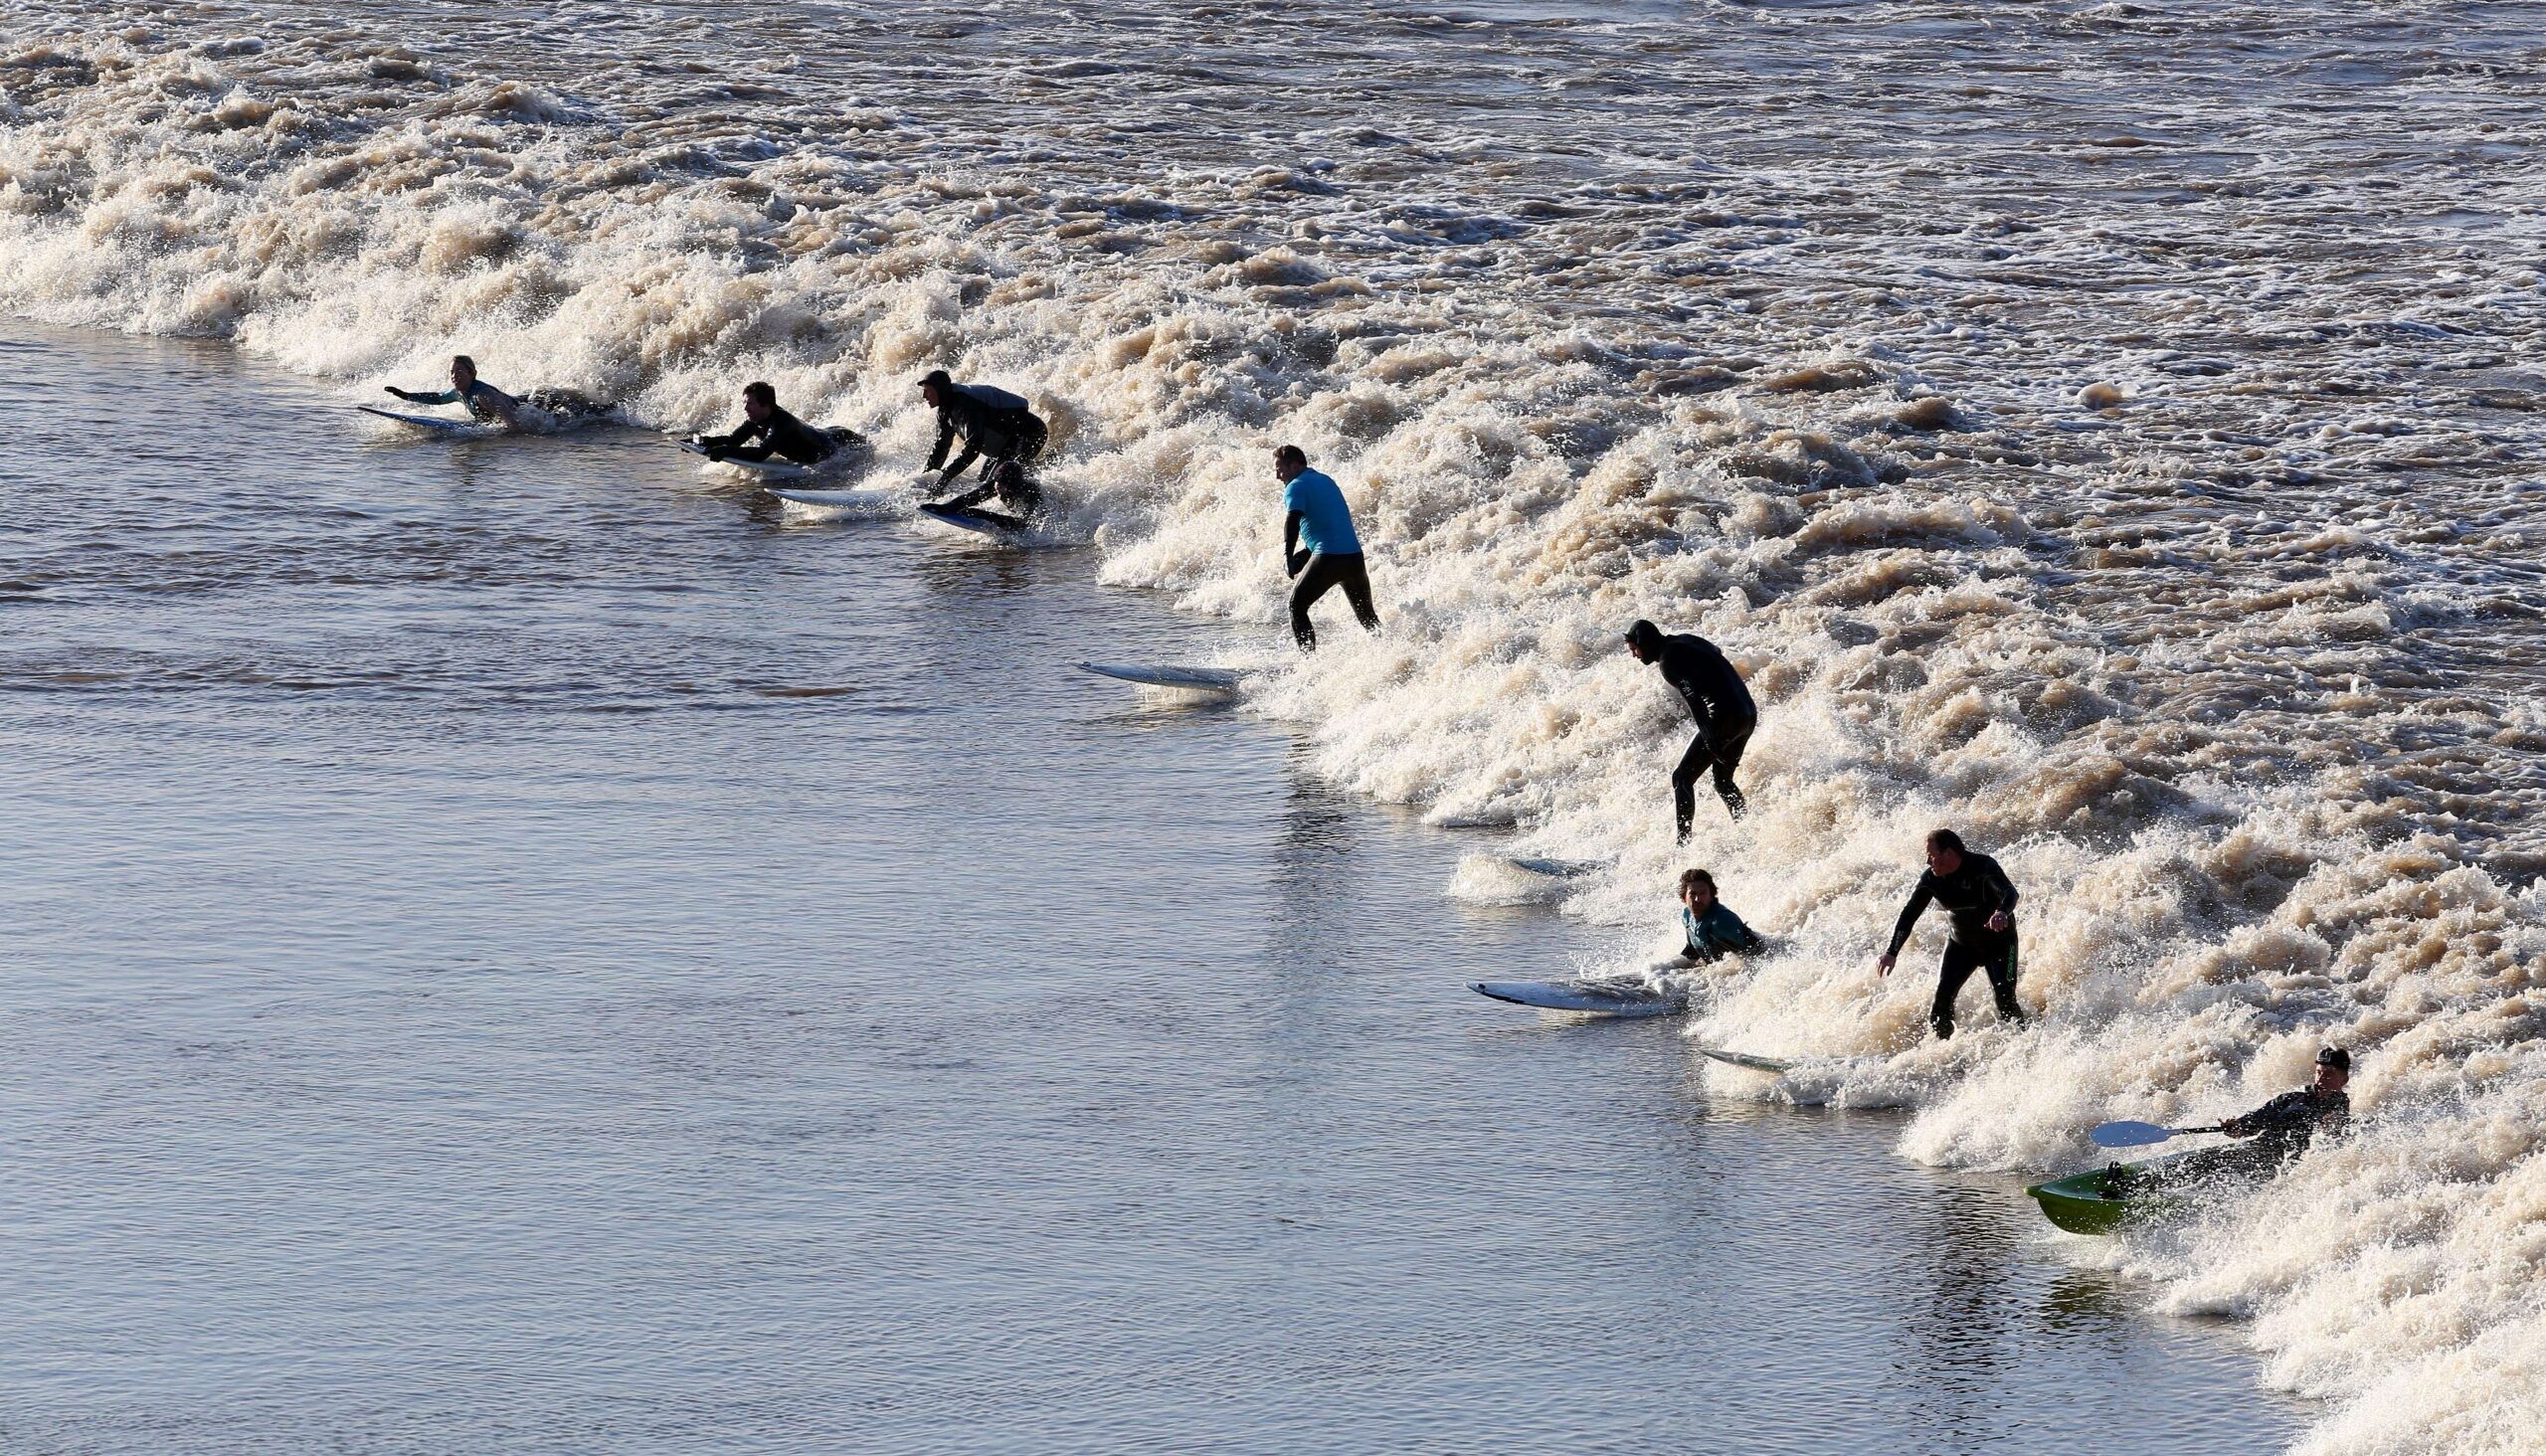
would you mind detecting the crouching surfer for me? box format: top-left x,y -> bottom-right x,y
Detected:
1624,620 -> 1754,841
931,459 -> 1044,530
691,382 -> 860,465
1876,828 -> 2024,1039
921,370 -> 1047,485
1678,868 -> 1763,965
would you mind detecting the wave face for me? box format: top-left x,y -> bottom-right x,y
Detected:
7,3 -> 2545,1447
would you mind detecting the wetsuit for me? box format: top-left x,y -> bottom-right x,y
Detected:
1682,902 -> 1763,963
1652,634 -> 1755,837
926,384 -> 1047,483
700,405 -> 838,465
1885,851 -> 2022,1038
1283,467 -> 1377,650
2224,1086 -> 2349,1161
392,379 -> 518,423
939,473 -> 1044,530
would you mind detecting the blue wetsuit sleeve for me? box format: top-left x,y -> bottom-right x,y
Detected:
1886,876 -> 1934,960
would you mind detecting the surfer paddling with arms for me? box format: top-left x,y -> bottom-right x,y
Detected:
691,381 -> 855,465
1275,445 -> 1379,651
1624,620 -> 1754,841
386,354 -> 525,428
1678,868 -> 1763,965
921,370 -> 1047,486
1877,829 -> 2026,1039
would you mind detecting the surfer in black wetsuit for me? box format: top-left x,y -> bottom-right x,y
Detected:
921,369 -> 1048,485
386,354 -> 522,427
932,459 -> 1044,530
1625,620 -> 1755,840
1877,829 -> 2024,1039
692,381 -> 850,465
2221,1046 -> 2351,1161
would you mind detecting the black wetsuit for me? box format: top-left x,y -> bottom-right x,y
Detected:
1885,851 -> 2023,1038
1652,634 -> 1756,838
926,384 -> 1047,483
937,473 -> 1044,530
700,406 -> 838,465
2226,1087 -> 2349,1161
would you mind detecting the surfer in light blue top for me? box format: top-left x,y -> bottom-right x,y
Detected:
386,354 -> 523,427
1679,868 -> 1763,965
1275,445 -> 1377,650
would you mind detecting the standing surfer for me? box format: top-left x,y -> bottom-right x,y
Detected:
1274,445 -> 1379,651
921,370 -> 1047,486
691,382 -> 854,465
1624,620 -> 1754,840
1876,829 -> 2025,1039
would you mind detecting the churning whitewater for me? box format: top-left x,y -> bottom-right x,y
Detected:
5,2 -> 2545,1449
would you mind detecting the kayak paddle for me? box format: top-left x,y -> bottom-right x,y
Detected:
2090,1120 -> 2224,1149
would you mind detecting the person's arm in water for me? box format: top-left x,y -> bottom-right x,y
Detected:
938,481 -> 996,510
1877,875 -> 1935,976
1284,510 -> 1308,577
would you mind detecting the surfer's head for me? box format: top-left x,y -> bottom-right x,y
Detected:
743,380 -> 775,422
992,459 -> 1028,501
1271,444 -> 1307,482
1624,619 -> 1662,663
1679,867 -> 1717,913
1924,828 -> 1966,876
919,368 -> 952,407
2315,1045 -> 2351,1093
451,354 -> 476,388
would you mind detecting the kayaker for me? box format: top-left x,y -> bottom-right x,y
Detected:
1679,868 -> 1763,964
1876,828 -> 2024,1039
2219,1046 -> 2350,1161
1624,620 -> 1755,840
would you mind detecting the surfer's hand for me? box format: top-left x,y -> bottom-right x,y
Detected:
1286,552 -> 1307,578
384,386 -> 408,400
1986,910 -> 2010,933
1876,953 -> 1896,978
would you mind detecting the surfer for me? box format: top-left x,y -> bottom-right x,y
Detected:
1876,829 -> 2024,1039
932,459 -> 1044,529
1276,445 -> 1379,651
385,355 -> 523,427
1678,868 -> 1763,964
921,370 -> 1047,485
1624,620 -> 1754,839
692,382 -> 853,465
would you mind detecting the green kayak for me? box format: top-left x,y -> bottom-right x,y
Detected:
2026,1153 -> 2198,1235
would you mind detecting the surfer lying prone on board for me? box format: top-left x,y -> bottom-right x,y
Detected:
386,354 -> 524,427
1677,868 -> 1763,965
691,382 -> 859,465
931,459 -> 1044,530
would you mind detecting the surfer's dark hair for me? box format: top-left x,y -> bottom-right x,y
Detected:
921,369 -> 952,389
743,381 -> 775,404
1625,620 -> 1661,652
452,354 -> 475,372
1273,443 -> 1307,466
1926,828 -> 1967,855
2317,1046 -> 2351,1071
1679,867 -> 1717,896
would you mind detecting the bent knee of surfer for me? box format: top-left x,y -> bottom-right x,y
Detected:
1274,444 -> 1376,651
1873,828 -> 2023,1036
936,460 -> 1044,520
1677,867 -> 1762,964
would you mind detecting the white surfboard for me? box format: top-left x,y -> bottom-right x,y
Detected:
1076,662 -> 1244,693
1698,1047 -> 1797,1073
766,485 -> 896,508
1472,980 -> 1687,1016
358,405 -> 491,436
682,440 -> 813,479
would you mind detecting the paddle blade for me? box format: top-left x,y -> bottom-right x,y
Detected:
2089,1120 -> 2178,1149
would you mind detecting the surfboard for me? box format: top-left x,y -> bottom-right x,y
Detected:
1698,1047 -> 1796,1073
358,405 -> 490,436
682,440 -> 812,479
1496,856 -> 1606,879
1076,662 -> 1244,693
766,486 -> 894,508
918,501 -> 1033,537
1471,980 -> 1687,1016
